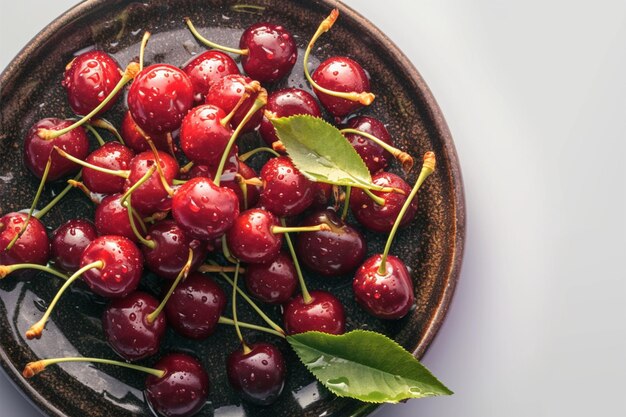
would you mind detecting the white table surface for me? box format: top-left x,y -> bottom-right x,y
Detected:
1,1 -> 625,416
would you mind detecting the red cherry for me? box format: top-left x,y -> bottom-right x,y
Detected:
205,74 -> 264,132
226,208 -> 281,264
102,291 -> 166,360
125,150 -> 179,216
142,220 -> 208,280
182,50 -> 240,103
353,254 -> 415,319
239,23 -> 297,83
62,50 -> 123,117
51,219 -> 97,272
343,116 -> 394,174
94,194 -> 139,242
258,156 -> 315,217
24,118 -> 89,181
145,353 -> 210,417
79,235 -> 143,298
171,177 -> 240,241
349,172 -> 417,232
164,272 -> 226,339
259,88 -> 321,146
227,342 -> 286,405
179,104 -> 233,168
295,209 -> 366,277
127,64 -> 194,134
283,290 -> 345,335
83,142 -> 134,194
244,251 -> 297,304
312,56 -> 371,117
0,212 -> 50,268
120,111 -> 173,154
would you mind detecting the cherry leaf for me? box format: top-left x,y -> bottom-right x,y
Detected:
287,330 -> 452,403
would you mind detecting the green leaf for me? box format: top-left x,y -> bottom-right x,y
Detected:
287,330 -> 453,403
270,115 -> 375,189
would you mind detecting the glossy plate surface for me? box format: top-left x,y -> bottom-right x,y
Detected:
0,1 -> 464,416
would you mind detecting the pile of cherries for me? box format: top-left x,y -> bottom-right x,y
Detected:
0,9 -> 434,417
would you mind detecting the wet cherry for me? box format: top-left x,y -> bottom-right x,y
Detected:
244,251 -> 297,304
182,50 -> 240,103
226,208 -> 281,264
283,290 -> 346,335
258,156 -> 315,217
343,116 -> 394,174
0,212 -> 50,268
51,219 -> 97,272
205,74 -> 263,132
94,194 -> 140,242
179,104 -> 233,168
83,142 -> 134,194
239,23 -> 297,83
125,150 -> 179,216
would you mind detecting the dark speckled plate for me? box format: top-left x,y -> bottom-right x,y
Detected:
0,1 -> 464,416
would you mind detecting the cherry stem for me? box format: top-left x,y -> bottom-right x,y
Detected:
139,31 -> 151,71
341,185 -> 352,221
37,62 -> 140,140
221,90 -> 251,128
303,9 -> 375,106
197,264 -> 243,274
122,197 -> 152,248
172,179 -> 187,185
207,260 -> 285,335
339,128 -> 414,173
23,357 -> 165,379
146,248 -> 193,324
35,171 -> 83,220
90,118 -> 126,145
271,223 -> 330,234
378,152 -> 436,275
239,179 -> 249,210
280,218 -> 312,304
84,124 -> 105,146
363,188 -> 386,206
271,140 -> 287,153
218,317 -> 285,339
230,263 -> 251,354
230,4 -> 266,15
0,264 -> 68,280
67,180 -> 102,205
221,235 -> 238,264
53,146 -> 130,178
6,156 -> 52,251
26,260 -> 103,340
238,147 -> 280,161
214,89 -> 268,185
179,161 -> 194,174
235,174 -> 263,187
185,17 -> 248,56
142,132 -> 175,196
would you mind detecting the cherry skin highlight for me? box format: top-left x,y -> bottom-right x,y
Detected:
353,254 -> 415,320
179,104 -> 233,168
283,290 -> 346,335
258,156 -> 315,217
226,208 -> 281,264
182,50 -> 240,103
227,342 -> 286,405
51,219 -> 97,272
239,23 -> 297,83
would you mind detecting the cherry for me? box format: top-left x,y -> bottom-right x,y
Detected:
353,255 -> 414,319
352,152 -> 436,319
94,194 -> 141,242
79,235 -> 143,298
259,88 -> 322,146
295,208 -> 366,277
164,272 -> 226,339
102,291 -> 166,360
350,172 -> 416,232
83,142 -> 134,194
120,111 -> 173,154
142,219 -> 208,280
182,50 -> 240,103
258,156 -> 315,217
24,352 -> 210,417
127,63 -> 194,134
171,176 -> 240,241
244,251 -> 297,304
179,104 -> 233,168
205,74 -> 264,133
24,118 -> 89,181
227,342 -> 286,405
226,208 -> 280,264
62,50 -> 123,117
51,219 -> 97,272
238,23 -> 297,83
125,150 -> 179,216
283,290 -> 346,335
342,116 -> 393,174
0,212 -> 49,268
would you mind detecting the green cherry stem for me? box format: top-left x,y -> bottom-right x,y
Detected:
54,146 -> 130,178
121,165 -> 157,246
378,152 -> 436,275
214,89 -> 268,185
139,31 -> 151,71
231,263 -> 251,354
339,128 -> 414,173
37,62 -> 140,140
0,264 -> 68,280
67,180 -> 102,205
230,4 -> 266,15
84,124 -> 106,146
363,188 -> 386,206
185,17 -> 248,56
221,235 -> 238,264
35,171 -> 83,220
218,317 -> 285,338
341,185 -> 352,220
146,248 -> 193,324
303,9 -> 374,106
205,260 -> 285,335
90,118 -> 126,145
26,260 -> 104,340
23,357 -> 165,379
238,146 -> 280,161
279,218 -> 312,304
271,223 -> 330,235
140,130 -> 176,196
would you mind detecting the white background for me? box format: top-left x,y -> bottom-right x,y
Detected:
1,1 -> 625,416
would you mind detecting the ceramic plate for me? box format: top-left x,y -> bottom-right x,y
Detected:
0,1 -> 464,416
